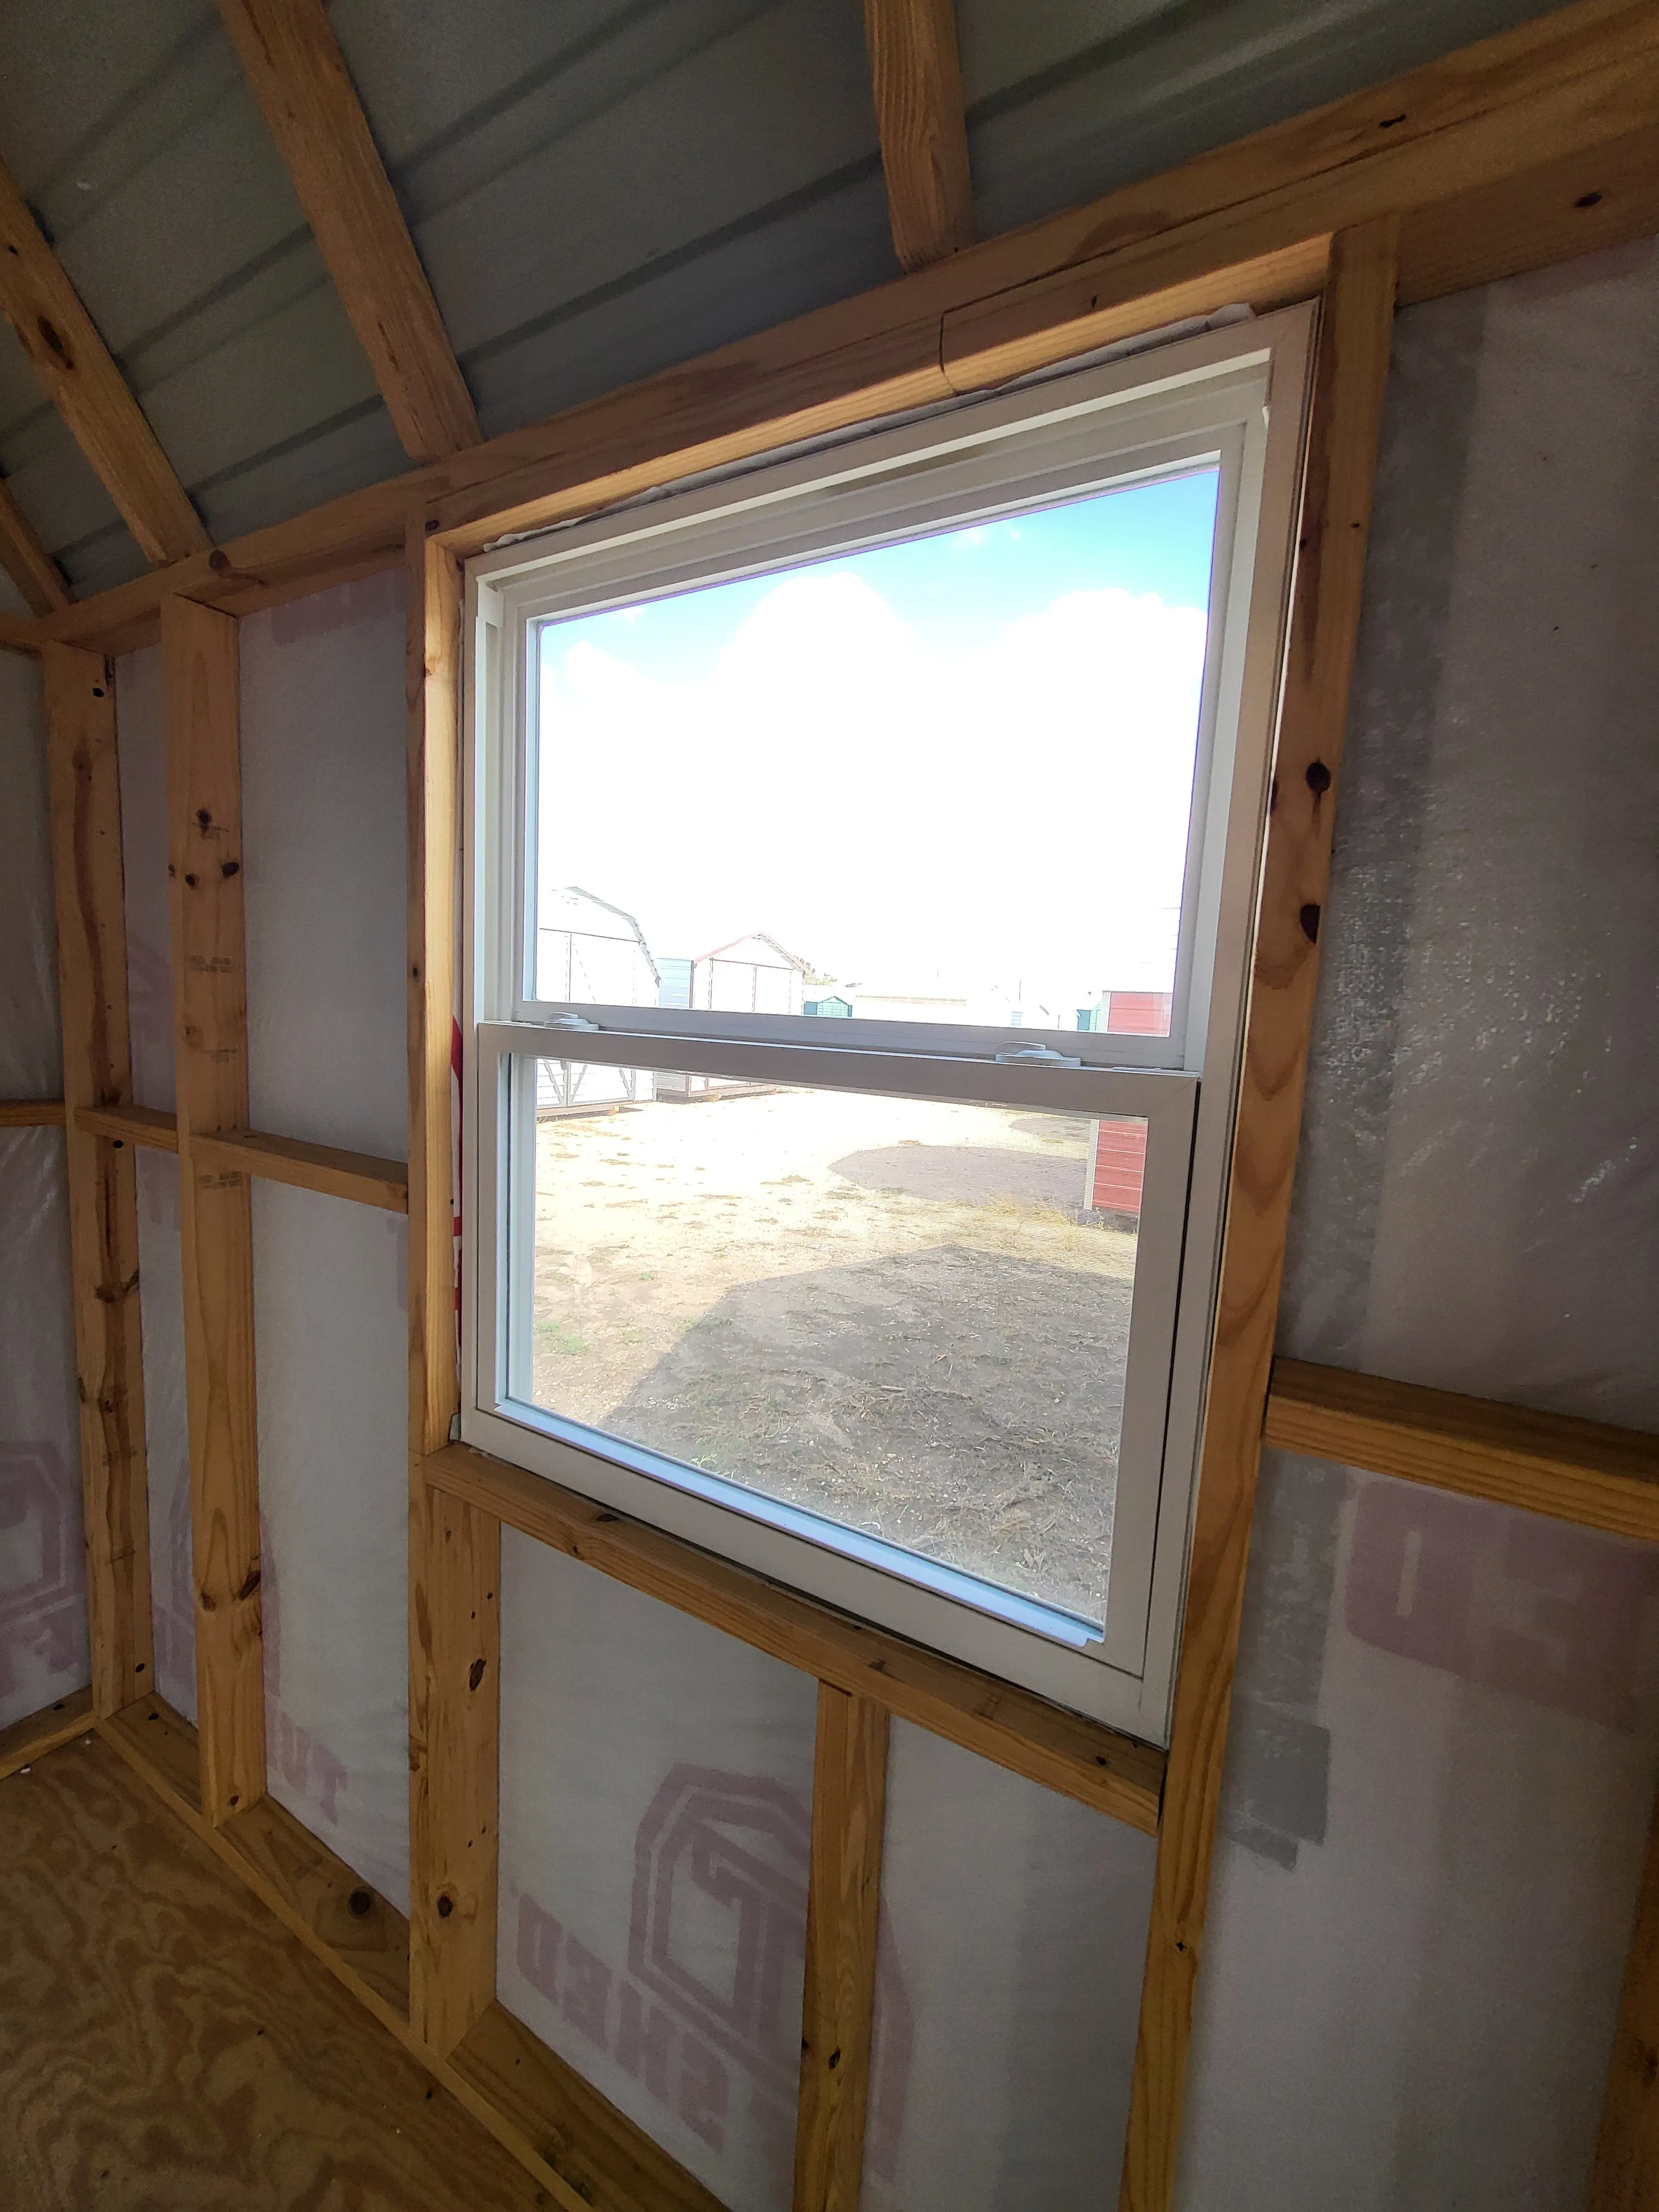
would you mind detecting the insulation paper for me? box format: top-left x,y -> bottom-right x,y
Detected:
253,1181 -> 409,1907
1182,1451 -> 1659,2211
0,648 -> 60,1098
135,1147 -> 194,1721
1281,238 -> 1659,1431
864,1723 -> 1155,2210
114,643 -> 174,1114
237,574 -> 411,1902
497,1532 -> 817,2212
0,1129 -> 88,1730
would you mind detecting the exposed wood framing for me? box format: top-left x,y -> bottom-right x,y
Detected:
406,521 -> 462,1459
0,1687 -> 94,1783
95,1691 -> 726,2211
191,1126 -> 409,1212
1589,1774 -> 1659,2209
1266,1359 -> 1659,1540
795,1687 -> 889,2212
863,0 -> 975,271
76,1102 -> 179,1151
43,641 -> 154,1716
0,159 -> 209,566
216,0 -> 480,462
424,1441 -> 1164,1830
163,594 -> 265,1824
0,474 -> 69,613
1120,217 -> 1399,2212
9,0 -> 1656,657
0,1098 -> 65,1126
408,1484 -> 499,2058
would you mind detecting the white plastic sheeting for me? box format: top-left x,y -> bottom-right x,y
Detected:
0,1130 -> 87,1731
253,1181 -> 409,1908
865,1721 -> 1155,2211
1280,238 -> 1659,1431
238,573 -> 410,1898
135,1149 -> 194,1721
1183,1453 -> 1659,2211
1182,238 -> 1659,2207
497,1531 -> 818,2212
0,651 -> 87,1730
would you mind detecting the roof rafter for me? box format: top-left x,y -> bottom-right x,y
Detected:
0,157 -> 210,567
216,0 -> 481,463
863,0 -> 975,272
0,474 -> 70,613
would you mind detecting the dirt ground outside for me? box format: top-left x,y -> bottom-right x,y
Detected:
529,1083 -> 1140,1625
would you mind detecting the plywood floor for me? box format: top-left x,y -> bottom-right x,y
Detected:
0,1730 -> 549,2210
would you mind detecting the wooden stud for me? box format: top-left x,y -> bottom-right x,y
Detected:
0,159 -> 209,567
191,1126 -> 408,1212
425,1441 -> 1164,1832
0,1098 -> 65,1126
43,641 -> 154,1717
75,1101 -> 180,1151
407,520 -> 462,1458
0,473 -> 70,614
863,0 -> 975,271
216,0 -> 481,462
1118,217 -> 1399,2212
1588,1775 -> 1659,2209
163,593 -> 265,1826
409,1481 -> 499,2058
795,1687 -> 889,2212
1266,1360 -> 1659,1540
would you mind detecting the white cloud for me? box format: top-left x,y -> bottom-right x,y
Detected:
539,570 -> 1207,1003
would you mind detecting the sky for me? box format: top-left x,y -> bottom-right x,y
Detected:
534,466 -> 1218,1020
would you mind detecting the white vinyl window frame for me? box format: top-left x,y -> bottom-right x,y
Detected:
462,303 -> 1317,1744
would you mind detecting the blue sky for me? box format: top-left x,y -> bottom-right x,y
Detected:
540,466 -> 1219,684
534,467 -> 1220,1016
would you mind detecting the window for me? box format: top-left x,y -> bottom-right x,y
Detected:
465,306 -> 1316,1742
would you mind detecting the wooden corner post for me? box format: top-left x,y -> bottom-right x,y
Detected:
407,518 -> 500,2055
43,641 -> 154,1714
163,593 -> 265,1825
1119,216 -> 1399,2212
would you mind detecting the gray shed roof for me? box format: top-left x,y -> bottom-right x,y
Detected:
0,0 -> 1553,609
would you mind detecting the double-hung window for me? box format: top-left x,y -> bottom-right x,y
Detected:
464,305 -> 1315,1742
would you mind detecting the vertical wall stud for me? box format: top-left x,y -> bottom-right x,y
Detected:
1588,1776 -> 1659,2208
406,517 -> 500,2052
163,592 -> 265,1825
1119,216 -> 1400,2212
43,641 -> 154,1715
795,1686 -> 890,2212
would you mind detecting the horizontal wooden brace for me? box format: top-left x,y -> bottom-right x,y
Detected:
92,1695 -> 726,2212
0,1687 -> 94,1782
1265,1359 -> 1659,1541
0,1098 -> 66,1127
69,1102 -> 408,1209
422,1440 -> 1166,1833
75,1102 -> 179,1150
191,1126 -> 409,1213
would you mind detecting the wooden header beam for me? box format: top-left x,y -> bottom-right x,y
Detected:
0,159 -> 209,567
5,0 -> 1655,659
216,0 -> 481,462
864,0 -> 975,270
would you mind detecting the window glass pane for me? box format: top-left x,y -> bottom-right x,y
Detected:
516,1063 -> 1147,1629
531,472 -> 1220,1039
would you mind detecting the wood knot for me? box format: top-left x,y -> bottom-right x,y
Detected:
468,1657 -> 486,1691
348,1888 -> 372,1917
436,1893 -> 455,1919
